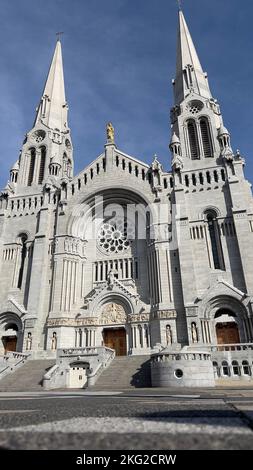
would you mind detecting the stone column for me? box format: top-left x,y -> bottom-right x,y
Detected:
133,325 -> 137,348
26,206 -> 53,351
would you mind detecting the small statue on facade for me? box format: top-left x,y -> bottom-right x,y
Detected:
107,270 -> 115,288
51,332 -> 57,350
166,324 -> 173,345
26,332 -> 32,351
106,122 -> 114,142
191,322 -> 198,343
151,154 -> 162,173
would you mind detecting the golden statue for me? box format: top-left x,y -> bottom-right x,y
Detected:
106,122 -> 114,142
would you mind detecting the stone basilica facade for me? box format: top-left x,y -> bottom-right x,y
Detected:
1,11 -> 253,361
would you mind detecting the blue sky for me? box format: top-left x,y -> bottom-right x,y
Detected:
0,0 -> 253,189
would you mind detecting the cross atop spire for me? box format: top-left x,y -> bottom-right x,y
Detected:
56,31 -> 64,41
34,40 -> 68,132
177,0 -> 182,11
173,10 -> 212,105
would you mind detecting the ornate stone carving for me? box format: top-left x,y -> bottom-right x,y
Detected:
63,236 -> 86,257
47,317 -> 98,327
185,306 -> 198,317
222,147 -> 234,161
47,318 -> 72,327
100,303 -> 127,325
25,319 -> 35,328
151,310 -> 177,320
65,138 -> 72,150
77,318 -> 98,326
172,155 -> 183,171
129,313 -> 150,322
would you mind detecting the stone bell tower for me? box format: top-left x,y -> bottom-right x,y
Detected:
170,10 -> 228,172
9,39 -> 73,195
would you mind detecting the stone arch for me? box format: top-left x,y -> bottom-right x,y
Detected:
95,294 -> 131,356
67,187 -> 154,240
202,206 -> 221,219
203,295 -> 249,344
186,118 -> 200,160
16,230 -> 31,243
0,312 -> 23,354
96,293 -> 133,323
198,116 -> 213,158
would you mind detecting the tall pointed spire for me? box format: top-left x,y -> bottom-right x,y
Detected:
174,10 -> 212,105
35,40 -> 68,132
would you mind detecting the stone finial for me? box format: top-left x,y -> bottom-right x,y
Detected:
151,154 -> 162,172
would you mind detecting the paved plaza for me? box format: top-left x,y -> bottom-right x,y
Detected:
0,387 -> 253,450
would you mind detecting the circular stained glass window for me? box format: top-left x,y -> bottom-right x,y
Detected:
97,217 -> 134,254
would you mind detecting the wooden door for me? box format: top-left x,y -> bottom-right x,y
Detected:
3,337 -> 17,353
69,366 -> 87,388
216,323 -> 240,344
104,329 -> 127,356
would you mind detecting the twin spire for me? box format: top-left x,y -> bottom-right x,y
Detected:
34,39 -> 68,132
34,11 -> 212,133
174,10 -> 212,105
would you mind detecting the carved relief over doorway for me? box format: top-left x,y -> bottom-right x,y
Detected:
100,302 -> 127,325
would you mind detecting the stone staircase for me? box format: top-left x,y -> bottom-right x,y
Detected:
0,360 -> 55,392
92,355 -> 151,390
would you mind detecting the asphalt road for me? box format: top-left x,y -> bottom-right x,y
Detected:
0,388 -> 253,450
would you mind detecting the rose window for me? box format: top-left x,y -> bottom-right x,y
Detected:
97,217 -> 134,254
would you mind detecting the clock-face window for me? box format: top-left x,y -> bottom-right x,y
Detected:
186,100 -> 204,115
31,130 -> 46,143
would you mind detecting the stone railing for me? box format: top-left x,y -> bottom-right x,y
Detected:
85,348 -> 116,387
0,352 -> 30,381
0,365 -> 10,380
150,343 -> 253,385
210,343 -> 253,352
44,346 -> 115,390
43,364 -> 59,390
58,347 -> 100,357
151,350 -> 211,364
210,343 -> 253,380
3,352 -> 30,363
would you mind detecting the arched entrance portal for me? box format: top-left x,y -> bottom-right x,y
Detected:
103,328 -> 127,356
3,335 -> 17,353
0,313 -> 23,355
100,300 -> 129,356
2,323 -> 18,353
215,309 -> 240,344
